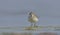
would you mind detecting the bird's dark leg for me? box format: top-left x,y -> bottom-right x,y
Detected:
34,22 -> 38,27
31,22 -> 33,27
34,23 -> 36,27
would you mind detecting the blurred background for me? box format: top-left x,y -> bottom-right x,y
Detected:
0,0 -> 60,27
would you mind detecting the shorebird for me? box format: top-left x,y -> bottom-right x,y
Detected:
28,11 -> 39,27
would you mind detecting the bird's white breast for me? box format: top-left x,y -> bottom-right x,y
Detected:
33,17 -> 38,21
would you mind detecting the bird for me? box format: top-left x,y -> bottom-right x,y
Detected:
28,11 -> 39,27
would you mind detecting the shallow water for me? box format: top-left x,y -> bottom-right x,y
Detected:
0,15 -> 60,35
0,26 -> 60,35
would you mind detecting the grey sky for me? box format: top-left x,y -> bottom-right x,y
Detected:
0,0 -> 60,16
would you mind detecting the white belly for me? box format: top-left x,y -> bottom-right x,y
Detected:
33,17 -> 38,22
28,17 -> 38,23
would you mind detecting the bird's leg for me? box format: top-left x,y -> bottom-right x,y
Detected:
34,23 -> 36,27
31,22 -> 33,27
34,23 -> 38,28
